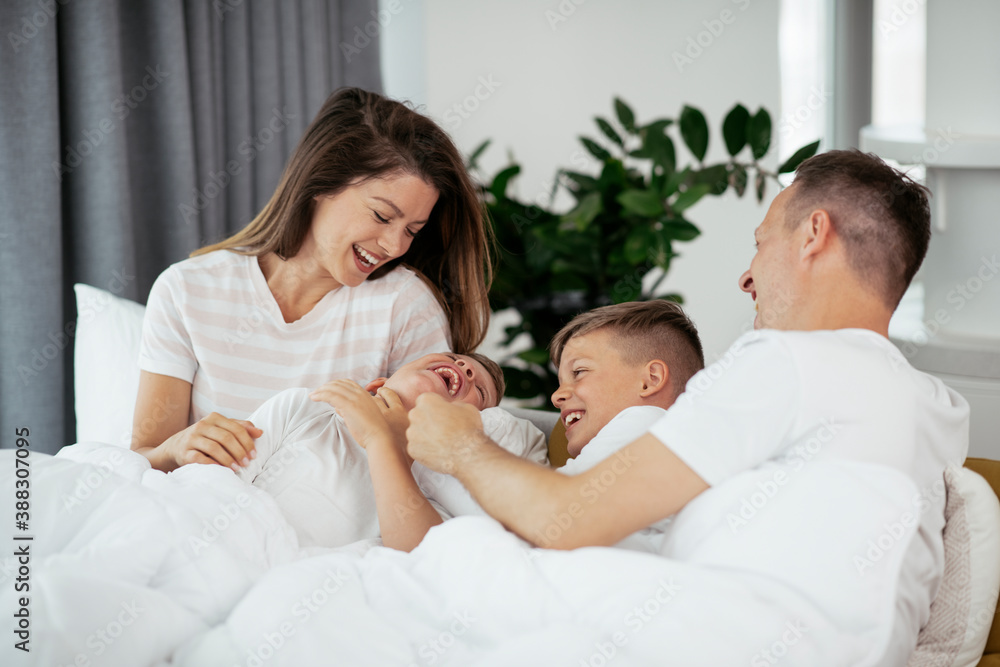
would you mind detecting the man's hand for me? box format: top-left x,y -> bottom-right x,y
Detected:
310,380 -> 408,455
406,393 -> 485,475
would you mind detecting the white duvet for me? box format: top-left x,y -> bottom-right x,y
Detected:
2,443 -> 918,667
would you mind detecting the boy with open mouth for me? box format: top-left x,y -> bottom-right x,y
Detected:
234,352 -> 547,552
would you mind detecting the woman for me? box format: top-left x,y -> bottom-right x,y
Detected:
131,87 -> 493,473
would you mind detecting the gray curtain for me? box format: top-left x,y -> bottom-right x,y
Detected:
0,0 -> 383,454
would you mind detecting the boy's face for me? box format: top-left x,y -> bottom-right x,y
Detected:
371,353 -> 498,412
551,329 -> 650,458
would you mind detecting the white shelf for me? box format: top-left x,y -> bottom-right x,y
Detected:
861,125 -> 1000,168
889,283 -> 1000,459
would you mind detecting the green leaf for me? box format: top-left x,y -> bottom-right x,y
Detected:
661,218 -> 701,241
671,183 -> 711,213
729,163 -> 748,197
562,191 -> 603,230
517,347 -> 551,366
501,366 -> 547,400
467,139 -> 491,169
641,119 -> 673,137
662,167 -> 690,198
624,226 -> 655,265
648,247 -> 672,274
778,139 -> 820,174
614,98 -> 637,134
617,189 -> 664,217
560,170 -> 599,194
647,132 -> 676,176
659,293 -> 684,304
489,165 -> 521,200
692,163 -> 729,195
597,159 -> 628,190
612,281 -> 643,304
679,105 -> 709,162
755,170 -> 767,202
524,239 -> 556,274
722,104 -> 749,156
747,108 -> 772,160
650,170 -> 666,197
549,272 -> 590,293
646,233 -> 673,268
596,117 -> 624,147
580,136 -> 612,162
502,323 -> 526,342
550,258 -> 577,274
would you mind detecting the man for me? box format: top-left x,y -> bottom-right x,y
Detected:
405,150 -> 969,657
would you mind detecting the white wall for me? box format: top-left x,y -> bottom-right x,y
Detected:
383,0 -> 790,364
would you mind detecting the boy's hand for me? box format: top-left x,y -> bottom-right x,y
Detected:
310,380 -> 409,454
406,393 -> 486,474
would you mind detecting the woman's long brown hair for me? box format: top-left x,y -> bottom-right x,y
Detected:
193,88 -> 493,353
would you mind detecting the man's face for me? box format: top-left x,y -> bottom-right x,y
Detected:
738,184 -> 802,329
374,353 -> 498,412
550,329 -> 650,458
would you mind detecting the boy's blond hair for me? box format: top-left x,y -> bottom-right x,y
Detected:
549,300 -> 705,398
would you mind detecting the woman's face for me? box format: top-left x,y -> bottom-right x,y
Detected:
305,173 -> 439,287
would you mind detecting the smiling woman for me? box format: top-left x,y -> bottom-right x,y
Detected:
130,87 -> 494,473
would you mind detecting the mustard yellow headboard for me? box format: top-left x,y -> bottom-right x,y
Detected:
548,419 -> 570,468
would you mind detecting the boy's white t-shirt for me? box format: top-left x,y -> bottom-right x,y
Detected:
238,388 -> 548,549
646,328 -> 970,658
558,406 -> 673,553
139,250 -> 450,424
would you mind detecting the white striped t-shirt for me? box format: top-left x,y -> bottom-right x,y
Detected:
138,250 -> 451,424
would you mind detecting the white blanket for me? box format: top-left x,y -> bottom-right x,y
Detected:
2,445 -> 918,666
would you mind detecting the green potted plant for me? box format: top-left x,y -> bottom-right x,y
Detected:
472,98 -> 819,405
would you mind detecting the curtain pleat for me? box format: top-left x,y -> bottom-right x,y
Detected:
0,0 -> 383,453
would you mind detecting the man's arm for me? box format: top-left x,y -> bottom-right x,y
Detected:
406,394 -> 709,550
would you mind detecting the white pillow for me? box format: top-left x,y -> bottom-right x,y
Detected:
908,464 -> 1000,667
73,283 -> 146,447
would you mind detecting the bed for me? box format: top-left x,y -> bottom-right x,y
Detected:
2,283 -> 999,667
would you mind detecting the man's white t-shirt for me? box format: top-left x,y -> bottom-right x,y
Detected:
238,388 -> 548,550
647,328 -> 969,657
139,250 -> 450,424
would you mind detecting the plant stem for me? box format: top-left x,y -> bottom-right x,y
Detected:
645,267 -> 667,298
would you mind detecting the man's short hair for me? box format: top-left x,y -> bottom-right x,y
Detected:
467,351 -> 505,406
788,149 -> 931,308
549,300 -> 705,397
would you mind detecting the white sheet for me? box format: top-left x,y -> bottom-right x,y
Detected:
1,445 -> 918,667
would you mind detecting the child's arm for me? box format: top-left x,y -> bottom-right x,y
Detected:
234,388 -> 302,483
310,380 -> 443,551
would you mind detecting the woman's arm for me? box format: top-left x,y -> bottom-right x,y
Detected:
131,370 -> 260,472
310,381 -> 441,551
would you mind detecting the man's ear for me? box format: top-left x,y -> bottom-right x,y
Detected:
364,377 -> 388,393
639,360 -> 670,398
801,208 -> 834,260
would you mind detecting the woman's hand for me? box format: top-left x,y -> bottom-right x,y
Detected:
310,380 -> 409,458
132,371 -> 259,472
161,413 -> 262,471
